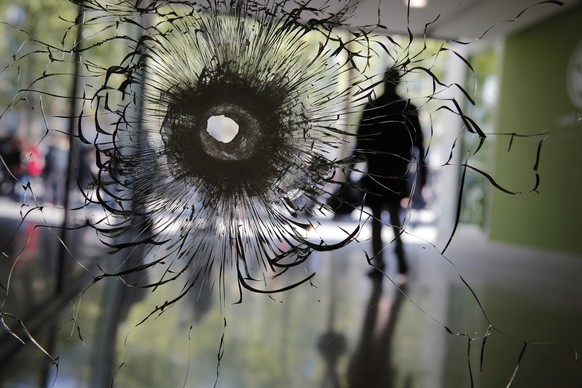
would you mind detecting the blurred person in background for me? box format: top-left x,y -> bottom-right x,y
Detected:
43,132 -> 69,206
350,69 -> 427,277
0,134 -> 23,197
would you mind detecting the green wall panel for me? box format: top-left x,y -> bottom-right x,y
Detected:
490,4 -> 582,254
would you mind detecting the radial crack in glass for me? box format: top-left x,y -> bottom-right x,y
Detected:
1,0 -> 572,386
84,0 -> 359,302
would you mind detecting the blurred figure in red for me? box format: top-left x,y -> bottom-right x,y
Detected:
17,139 -> 45,202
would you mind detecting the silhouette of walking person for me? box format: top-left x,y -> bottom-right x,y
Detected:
353,69 -> 426,277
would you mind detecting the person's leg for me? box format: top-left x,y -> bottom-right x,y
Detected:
387,202 -> 408,275
370,205 -> 385,270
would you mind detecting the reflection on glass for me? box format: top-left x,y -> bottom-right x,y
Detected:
1,1 -> 581,387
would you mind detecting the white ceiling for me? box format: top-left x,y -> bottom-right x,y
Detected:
341,0 -> 581,40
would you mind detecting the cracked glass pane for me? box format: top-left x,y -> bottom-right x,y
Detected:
1,0 -> 581,387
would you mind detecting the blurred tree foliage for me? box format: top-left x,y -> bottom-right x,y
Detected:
0,0 -> 129,138
0,1 -> 77,115
460,46 -> 501,226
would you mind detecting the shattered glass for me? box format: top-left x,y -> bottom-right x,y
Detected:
0,0 -> 580,387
